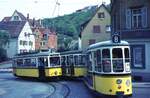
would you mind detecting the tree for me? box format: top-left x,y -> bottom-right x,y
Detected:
0,30 -> 10,48
0,30 -> 10,62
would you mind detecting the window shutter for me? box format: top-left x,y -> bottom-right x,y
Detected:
142,7 -> 147,28
126,9 -> 131,29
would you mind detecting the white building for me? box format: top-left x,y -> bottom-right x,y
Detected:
0,10 -> 35,58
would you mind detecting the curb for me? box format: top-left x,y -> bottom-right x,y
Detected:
133,83 -> 150,88
0,69 -> 13,73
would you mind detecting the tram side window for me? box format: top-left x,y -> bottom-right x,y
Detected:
81,55 -> 86,66
88,52 -> 93,71
31,58 -> 36,66
38,57 -> 48,67
96,50 -> 101,72
74,55 -> 79,65
66,56 -> 70,65
112,48 -> 124,72
77,55 -> 86,66
125,48 -> 130,72
50,57 -> 60,66
102,49 -> 111,72
24,59 -> 31,66
17,59 -> 23,66
61,56 -> 66,66
69,55 -> 74,65
94,51 -> 97,71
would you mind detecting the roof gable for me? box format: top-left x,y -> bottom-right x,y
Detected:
10,10 -> 26,21
0,21 -> 26,38
80,4 -> 110,37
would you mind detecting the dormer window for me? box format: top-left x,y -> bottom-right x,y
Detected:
98,12 -> 105,18
14,16 -> 19,21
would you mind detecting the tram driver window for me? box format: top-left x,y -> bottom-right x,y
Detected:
50,57 -> 60,66
102,49 -> 111,72
112,48 -> 124,72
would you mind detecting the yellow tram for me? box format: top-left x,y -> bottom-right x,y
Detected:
84,40 -> 132,97
12,51 -> 62,80
60,50 -> 87,77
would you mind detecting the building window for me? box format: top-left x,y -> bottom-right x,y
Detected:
106,25 -> 111,33
43,42 -> 46,46
23,41 -> 27,46
126,7 -> 147,29
132,8 -> 142,28
29,41 -> 33,46
40,41 -> 46,46
93,25 -> 101,33
40,42 -> 42,46
131,45 -> 145,69
14,16 -> 19,21
20,40 -> 23,45
98,12 -> 105,18
43,34 -> 47,40
89,39 -> 95,45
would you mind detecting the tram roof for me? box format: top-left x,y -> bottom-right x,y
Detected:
14,51 -> 60,58
87,40 -> 129,50
60,50 -> 83,55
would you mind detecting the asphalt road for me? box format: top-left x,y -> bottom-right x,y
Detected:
0,73 -> 95,98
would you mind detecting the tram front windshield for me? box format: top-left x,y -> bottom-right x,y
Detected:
112,48 -> 124,72
50,57 -> 60,66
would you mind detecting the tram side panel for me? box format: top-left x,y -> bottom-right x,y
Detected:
13,58 -> 39,78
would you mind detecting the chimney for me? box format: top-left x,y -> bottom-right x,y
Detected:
27,13 -> 29,20
33,18 -> 35,27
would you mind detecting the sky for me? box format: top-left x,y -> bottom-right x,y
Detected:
0,0 -> 110,20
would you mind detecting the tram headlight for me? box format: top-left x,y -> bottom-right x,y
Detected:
126,80 -> 130,87
116,79 -> 122,84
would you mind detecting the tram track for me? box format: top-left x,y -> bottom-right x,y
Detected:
45,82 -> 71,98
58,82 -> 71,98
45,83 -> 56,98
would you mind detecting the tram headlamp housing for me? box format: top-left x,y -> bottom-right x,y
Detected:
126,80 -> 130,87
116,79 -> 122,84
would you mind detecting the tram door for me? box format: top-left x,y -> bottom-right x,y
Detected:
38,57 -> 47,80
61,56 -> 67,76
69,55 -> 74,76
86,52 -> 94,88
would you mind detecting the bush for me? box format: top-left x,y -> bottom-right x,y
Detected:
0,48 -> 8,62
